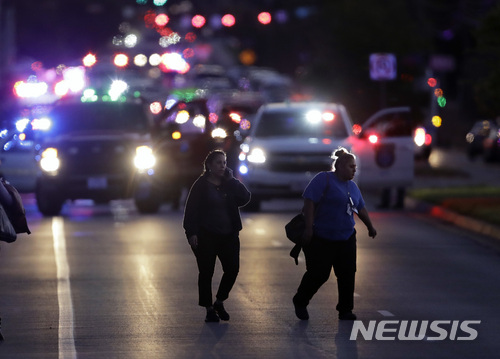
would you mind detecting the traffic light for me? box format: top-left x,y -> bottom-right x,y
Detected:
427,77 -> 437,87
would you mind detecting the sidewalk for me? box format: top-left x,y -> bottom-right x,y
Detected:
407,146 -> 500,242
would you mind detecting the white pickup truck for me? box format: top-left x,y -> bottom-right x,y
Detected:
237,102 -> 414,211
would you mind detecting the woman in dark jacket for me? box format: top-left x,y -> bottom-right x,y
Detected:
0,178 -> 13,340
183,149 -> 251,322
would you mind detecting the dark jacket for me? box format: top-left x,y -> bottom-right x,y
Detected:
183,173 -> 251,239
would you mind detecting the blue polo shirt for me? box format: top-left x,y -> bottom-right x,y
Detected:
303,171 -> 365,241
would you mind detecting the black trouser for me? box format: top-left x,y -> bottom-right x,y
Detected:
294,232 -> 357,313
192,229 -> 240,307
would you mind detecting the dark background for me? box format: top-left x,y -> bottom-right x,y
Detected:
2,0 -> 500,145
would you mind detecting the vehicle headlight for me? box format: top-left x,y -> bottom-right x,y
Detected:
211,127 -> 227,139
134,145 -> 156,170
40,147 -> 60,173
414,127 -> 426,147
247,148 -> 266,164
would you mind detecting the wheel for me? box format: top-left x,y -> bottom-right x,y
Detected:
35,189 -> 64,216
134,197 -> 161,214
134,178 -> 162,214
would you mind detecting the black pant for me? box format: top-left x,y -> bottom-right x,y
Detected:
294,232 -> 357,313
192,229 -> 240,307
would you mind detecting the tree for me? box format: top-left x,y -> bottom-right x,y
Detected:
471,4 -> 500,117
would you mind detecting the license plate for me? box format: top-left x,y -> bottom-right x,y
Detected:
87,177 -> 107,189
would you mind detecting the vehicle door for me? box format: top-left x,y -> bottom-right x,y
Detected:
0,131 -> 39,193
351,107 -> 414,189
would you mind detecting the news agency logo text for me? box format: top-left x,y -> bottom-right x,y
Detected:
350,320 -> 480,341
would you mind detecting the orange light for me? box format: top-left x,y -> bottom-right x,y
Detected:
114,54 -> 129,67
83,53 -> 97,67
368,134 -> 379,144
229,112 -> 242,124
239,49 -> 256,66
172,131 -> 181,140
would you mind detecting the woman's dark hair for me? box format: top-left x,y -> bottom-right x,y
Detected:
331,147 -> 356,171
203,149 -> 226,173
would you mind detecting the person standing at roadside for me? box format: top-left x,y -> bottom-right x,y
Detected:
292,147 -> 377,321
183,150 -> 251,322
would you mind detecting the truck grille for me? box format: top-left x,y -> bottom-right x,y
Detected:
59,141 -> 134,176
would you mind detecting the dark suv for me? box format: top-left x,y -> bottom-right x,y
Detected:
35,98 -> 160,216
151,94 -> 260,209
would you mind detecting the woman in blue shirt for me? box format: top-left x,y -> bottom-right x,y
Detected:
293,147 -> 377,321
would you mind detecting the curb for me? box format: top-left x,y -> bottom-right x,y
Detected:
406,197 -> 500,242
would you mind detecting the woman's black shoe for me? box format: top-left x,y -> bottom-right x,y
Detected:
293,297 -> 309,320
213,302 -> 230,321
205,308 -> 220,323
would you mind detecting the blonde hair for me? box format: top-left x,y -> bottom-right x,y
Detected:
331,147 -> 356,171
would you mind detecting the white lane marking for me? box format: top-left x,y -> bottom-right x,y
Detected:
53,217 -> 77,359
378,310 -> 395,317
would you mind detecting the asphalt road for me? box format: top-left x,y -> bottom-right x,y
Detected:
0,189 -> 499,358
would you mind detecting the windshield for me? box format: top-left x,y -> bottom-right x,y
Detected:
47,103 -> 149,135
255,108 -> 348,138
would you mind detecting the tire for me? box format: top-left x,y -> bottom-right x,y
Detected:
134,197 -> 161,214
35,189 -> 64,216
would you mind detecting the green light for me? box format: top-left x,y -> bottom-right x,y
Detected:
437,96 -> 446,107
81,88 -> 98,102
171,88 -> 199,102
